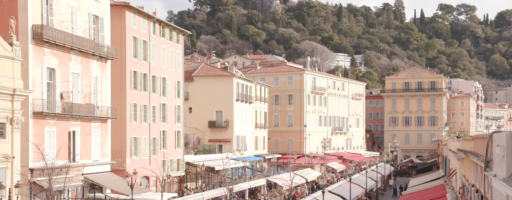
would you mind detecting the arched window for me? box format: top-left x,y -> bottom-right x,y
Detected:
140,176 -> 149,188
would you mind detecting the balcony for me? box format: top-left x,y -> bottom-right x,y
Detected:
208,120 -> 229,128
486,116 -> 504,120
236,93 -> 253,104
255,123 -> 268,129
255,95 -> 260,102
33,99 -> 117,119
311,86 -> 326,94
352,93 -> 364,100
184,92 -> 189,100
332,127 -> 348,132
32,24 -> 117,60
380,88 -> 448,93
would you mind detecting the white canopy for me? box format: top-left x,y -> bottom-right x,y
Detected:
173,194 -> 203,200
361,170 -> 382,187
328,182 -> 364,200
326,162 -> 347,172
346,150 -> 380,157
351,174 -> 376,191
233,179 -> 266,192
370,166 -> 390,176
408,170 -> 445,188
133,192 -> 178,200
378,163 -> 395,171
190,159 -> 249,170
302,190 -> 343,200
267,173 -> 306,190
293,168 -> 321,182
201,188 -> 228,199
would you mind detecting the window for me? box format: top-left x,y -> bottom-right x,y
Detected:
151,137 -> 159,156
287,115 -> 293,126
367,125 -> 372,130
132,9 -> 137,28
428,116 -> 438,126
161,159 -> 167,173
367,113 -> 372,119
287,139 -> 293,152
141,15 -> 147,32
130,70 -> 140,90
273,95 -> 281,106
451,122 -> 456,127
307,94 -> 310,105
405,98 -> 410,109
430,98 -> 436,108
175,130 -> 182,149
274,115 -> 280,127
461,112 -> 465,117
417,98 -> 423,108
404,82 -> 412,91
176,51 -> 181,71
374,113 -> 380,119
176,81 -> 181,99
142,40 -> 148,61
391,99 -> 397,109
286,94 -> 294,105
131,137 -> 141,158
176,105 -> 182,124
391,134 -> 397,142
161,77 -> 169,97
152,105 -> 157,124
391,82 -> 396,92
263,136 -> 266,150
417,134 -> 423,144
274,77 -> 280,87
132,37 -> 139,59
91,130 -> 101,161
403,116 -> 412,126
152,75 -> 158,94
460,102 -> 465,107
160,103 -> 167,123
131,103 -> 138,123
69,129 -> 80,162
451,102 -> 456,107
152,21 -> 158,35
89,14 -> 100,42
142,104 -> 149,123
389,117 -> 398,127
415,116 -> 424,126
142,73 -> 148,92
451,112 -> 456,118
416,82 -> 424,91
288,76 -> 293,86
261,77 -> 266,83
461,122 -> 466,127
162,47 -> 166,68
428,81 -> 438,91
169,49 -> 174,70
254,136 -> 259,151
405,134 -> 410,144
160,130 -> 168,150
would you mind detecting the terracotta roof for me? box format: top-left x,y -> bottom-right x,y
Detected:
243,54 -> 271,60
193,64 -> 235,77
184,63 -> 203,82
246,65 -> 306,74
483,103 -> 505,109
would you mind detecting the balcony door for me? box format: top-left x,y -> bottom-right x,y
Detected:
71,72 -> 80,103
215,111 -> 223,126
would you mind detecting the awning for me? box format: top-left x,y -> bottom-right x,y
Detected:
267,173 -> 307,190
345,150 -> 381,157
361,170 -> 382,187
173,194 -> 203,200
233,179 -> 266,192
293,168 -> 322,182
378,163 -> 395,172
232,156 -> 263,162
208,139 -> 231,143
201,188 -> 228,199
84,173 -> 151,196
402,179 -> 445,195
33,179 -> 83,190
304,190 -> 343,200
190,159 -> 249,170
329,181 -> 365,200
351,174 -> 376,191
86,193 -> 153,200
132,192 -> 178,200
255,153 -> 281,158
399,184 -> 448,200
408,170 -> 444,188
370,166 -> 390,176
326,162 -> 347,172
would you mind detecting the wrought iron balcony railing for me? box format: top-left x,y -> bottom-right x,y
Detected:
32,24 -> 117,60
486,116 -> 504,120
311,86 -> 327,93
380,88 -> 448,93
208,120 -> 229,128
352,93 -> 364,99
184,92 -> 189,100
33,99 -> 117,119
332,127 -> 348,132
236,93 -> 253,104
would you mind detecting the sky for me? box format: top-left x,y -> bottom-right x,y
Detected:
124,0 -> 511,21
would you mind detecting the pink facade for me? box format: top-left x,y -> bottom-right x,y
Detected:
110,2 -> 189,193
365,90 -> 384,151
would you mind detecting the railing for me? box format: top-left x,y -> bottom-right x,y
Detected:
184,92 -> 189,100
380,88 -> 448,93
33,99 -> 117,119
236,93 -> 253,104
32,24 -> 117,60
311,86 -> 326,93
352,93 -> 364,99
208,120 -> 229,128
255,95 -> 260,102
486,116 -> 504,120
255,123 -> 267,129
332,127 -> 348,132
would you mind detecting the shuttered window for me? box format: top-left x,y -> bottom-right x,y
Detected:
175,130 -> 182,149
405,98 -> 410,109
405,134 -> 410,144
175,105 -> 182,124
286,94 -> 295,105
160,130 -> 168,150
143,137 -> 148,157
131,103 -> 138,123
91,130 -> 101,161
254,136 -> 259,151
274,115 -> 279,127
160,103 -> 167,123
176,51 -> 181,72
141,15 -> 147,32
273,95 -> 281,106
263,136 -> 266,150
287,76 -> 293,86
417,98 -> 423,108
430,98 -> 436,108
132,9 -> 137,28
392,99 -> 397,109
274,77 -> 280,87
415,116 -> 424,126
287,115 -> 293,126
162,47 -> 166,68
151,137 -> 159,156
417,134 -> 423,144
45,129 -> 57,162
169,50 -> 174,70
131,137 -> 141,158
176,81 -> 181,99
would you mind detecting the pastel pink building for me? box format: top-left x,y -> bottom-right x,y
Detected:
0,0 -> 116,199
110,2 -> 189,193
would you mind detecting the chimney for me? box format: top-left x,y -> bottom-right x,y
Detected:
228,64 -> 235,73
256,63 -> 261,70
153,9 -> 158,17
306,56 -> 311,70
136,5 -> 145,11
217,62 -> 221,68
314,65 -> 318,72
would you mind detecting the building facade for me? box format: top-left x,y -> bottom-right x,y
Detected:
0,0 -> 117,198
447,93 -> 476,136
110,2 -> 189,193
365,90 -> 384,152
486,86 -> 512,104
447,78 -> 485,134
482,103 -> 511,133
382,67 -> 449,160
0,34 -> 30,200
240,61 -> 367,155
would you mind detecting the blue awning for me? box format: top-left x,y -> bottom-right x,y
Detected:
232,156 -> 263,162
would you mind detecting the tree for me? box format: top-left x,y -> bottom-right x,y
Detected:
493,9 -> 512,28
350,54 -> 358,68
386,66 -> 401,76
393,0 -> 405,23
320,33 -> 338,48
277,28 -> 300,50
240,25 -> 266,49
343,67 -> 350,77
246,10 -> 262,27
298,41 -> 335,72
196,35 -> 221,56
420,9 -> 425,25
487,54 -> 510,79
436,3 -> 456,18
359,70 -> 381,89
455,3 -> 477,21
414,9 -> 417,26
337,4 -> 344,22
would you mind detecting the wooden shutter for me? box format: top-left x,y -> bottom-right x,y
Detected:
131,137 -> 136,157
173,159 -> 178,172
48,0 -> 54,27
176,52 -> 181,71
55,69 -> 61,112
166,78 -> 170,97
137,72 -> 142,91
137,137 -> 142,157
99,17 -> 104,44
42,67 -> 47,111
89,14 -> 94,40
180,159 -> 185,171
169,50 -> 174,70
76,130 -> 81,161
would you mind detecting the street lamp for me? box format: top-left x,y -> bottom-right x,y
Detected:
389,138 -> 400,181
365,160 -> 369,198
14,181 -> 21,200
126,169 -> 139,200
375,157 -> 381,200
0,181 -> 5,200
345,167 -> 354,200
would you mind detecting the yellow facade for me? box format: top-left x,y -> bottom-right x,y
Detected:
0,36 -> 30,199
382,67 -> 449,160
447,94 -> 476,136
243,63 -> 366,155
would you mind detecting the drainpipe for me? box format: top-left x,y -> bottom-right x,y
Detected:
483,130 -> 503,199
148,16 -> 157,166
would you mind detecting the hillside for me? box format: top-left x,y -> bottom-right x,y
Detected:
167,0 -> 512,90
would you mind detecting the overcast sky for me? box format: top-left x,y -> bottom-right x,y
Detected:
124,0 -> 510,21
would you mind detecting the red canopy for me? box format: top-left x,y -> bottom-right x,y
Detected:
399,185 -> 448,200
327,152 -> 362,157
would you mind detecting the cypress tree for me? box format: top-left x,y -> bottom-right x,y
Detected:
486,13 -> 489,25
350,55 -> 358,68
420,9 -> 425,25
414,9 -> 417,26
343,68 -> 349,78
337,4 -> 344,22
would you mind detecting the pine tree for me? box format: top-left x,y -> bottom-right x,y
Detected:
414,9 -> 417,26
350,55 -> 358,68
343,68 -> 349,78
337,4 -> 344,22
420,9 -> 425,25
282,0 -> 289,5
490,20 -> 495,29
486,13 -> 489,25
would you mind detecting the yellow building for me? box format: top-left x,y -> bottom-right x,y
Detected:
447,93 -> 476,136
241,61 -> 367,154
382,67 -> 449,160
0,36 -> 30,199
183,62 -> 271,157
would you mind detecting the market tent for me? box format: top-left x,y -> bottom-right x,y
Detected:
232,179 -> 266,192
172,194 -> 203,200
328,181 -> 365,200
201,188 -> 228,199
86,193 -> 153,200
361,170 -> 382,187
267,173 -> 306,190
403,179 -> 445,195
303,190 -> 343,200
378,163 -> 395,172
408,170 -> 444,188
326,162 -> 347,172
370,166 -> 390,176
255,153 -> 281,158
132,192 -> 178,200
293,168 -> 321,182
84,173 -> 151,196
399,184 -> 448,200
350,174 -> 376,191
189,159 -> 249,170
346,150 -> 380,157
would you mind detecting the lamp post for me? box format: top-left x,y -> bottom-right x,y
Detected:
198,163 -> 207,190
125,169 -> 139,200
389,138 -> 400,181
365,160 -> 369,198
375,157 -> 380,200
317,137 -> 330,200
0,181 -> 5,200
345,167 -> 354,200
14,181 -> 21,200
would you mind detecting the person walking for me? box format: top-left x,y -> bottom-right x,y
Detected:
399,184 -> 404,196
404,183 -> 408,191
389,179 -> 394,189
392,184 -> 398,198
